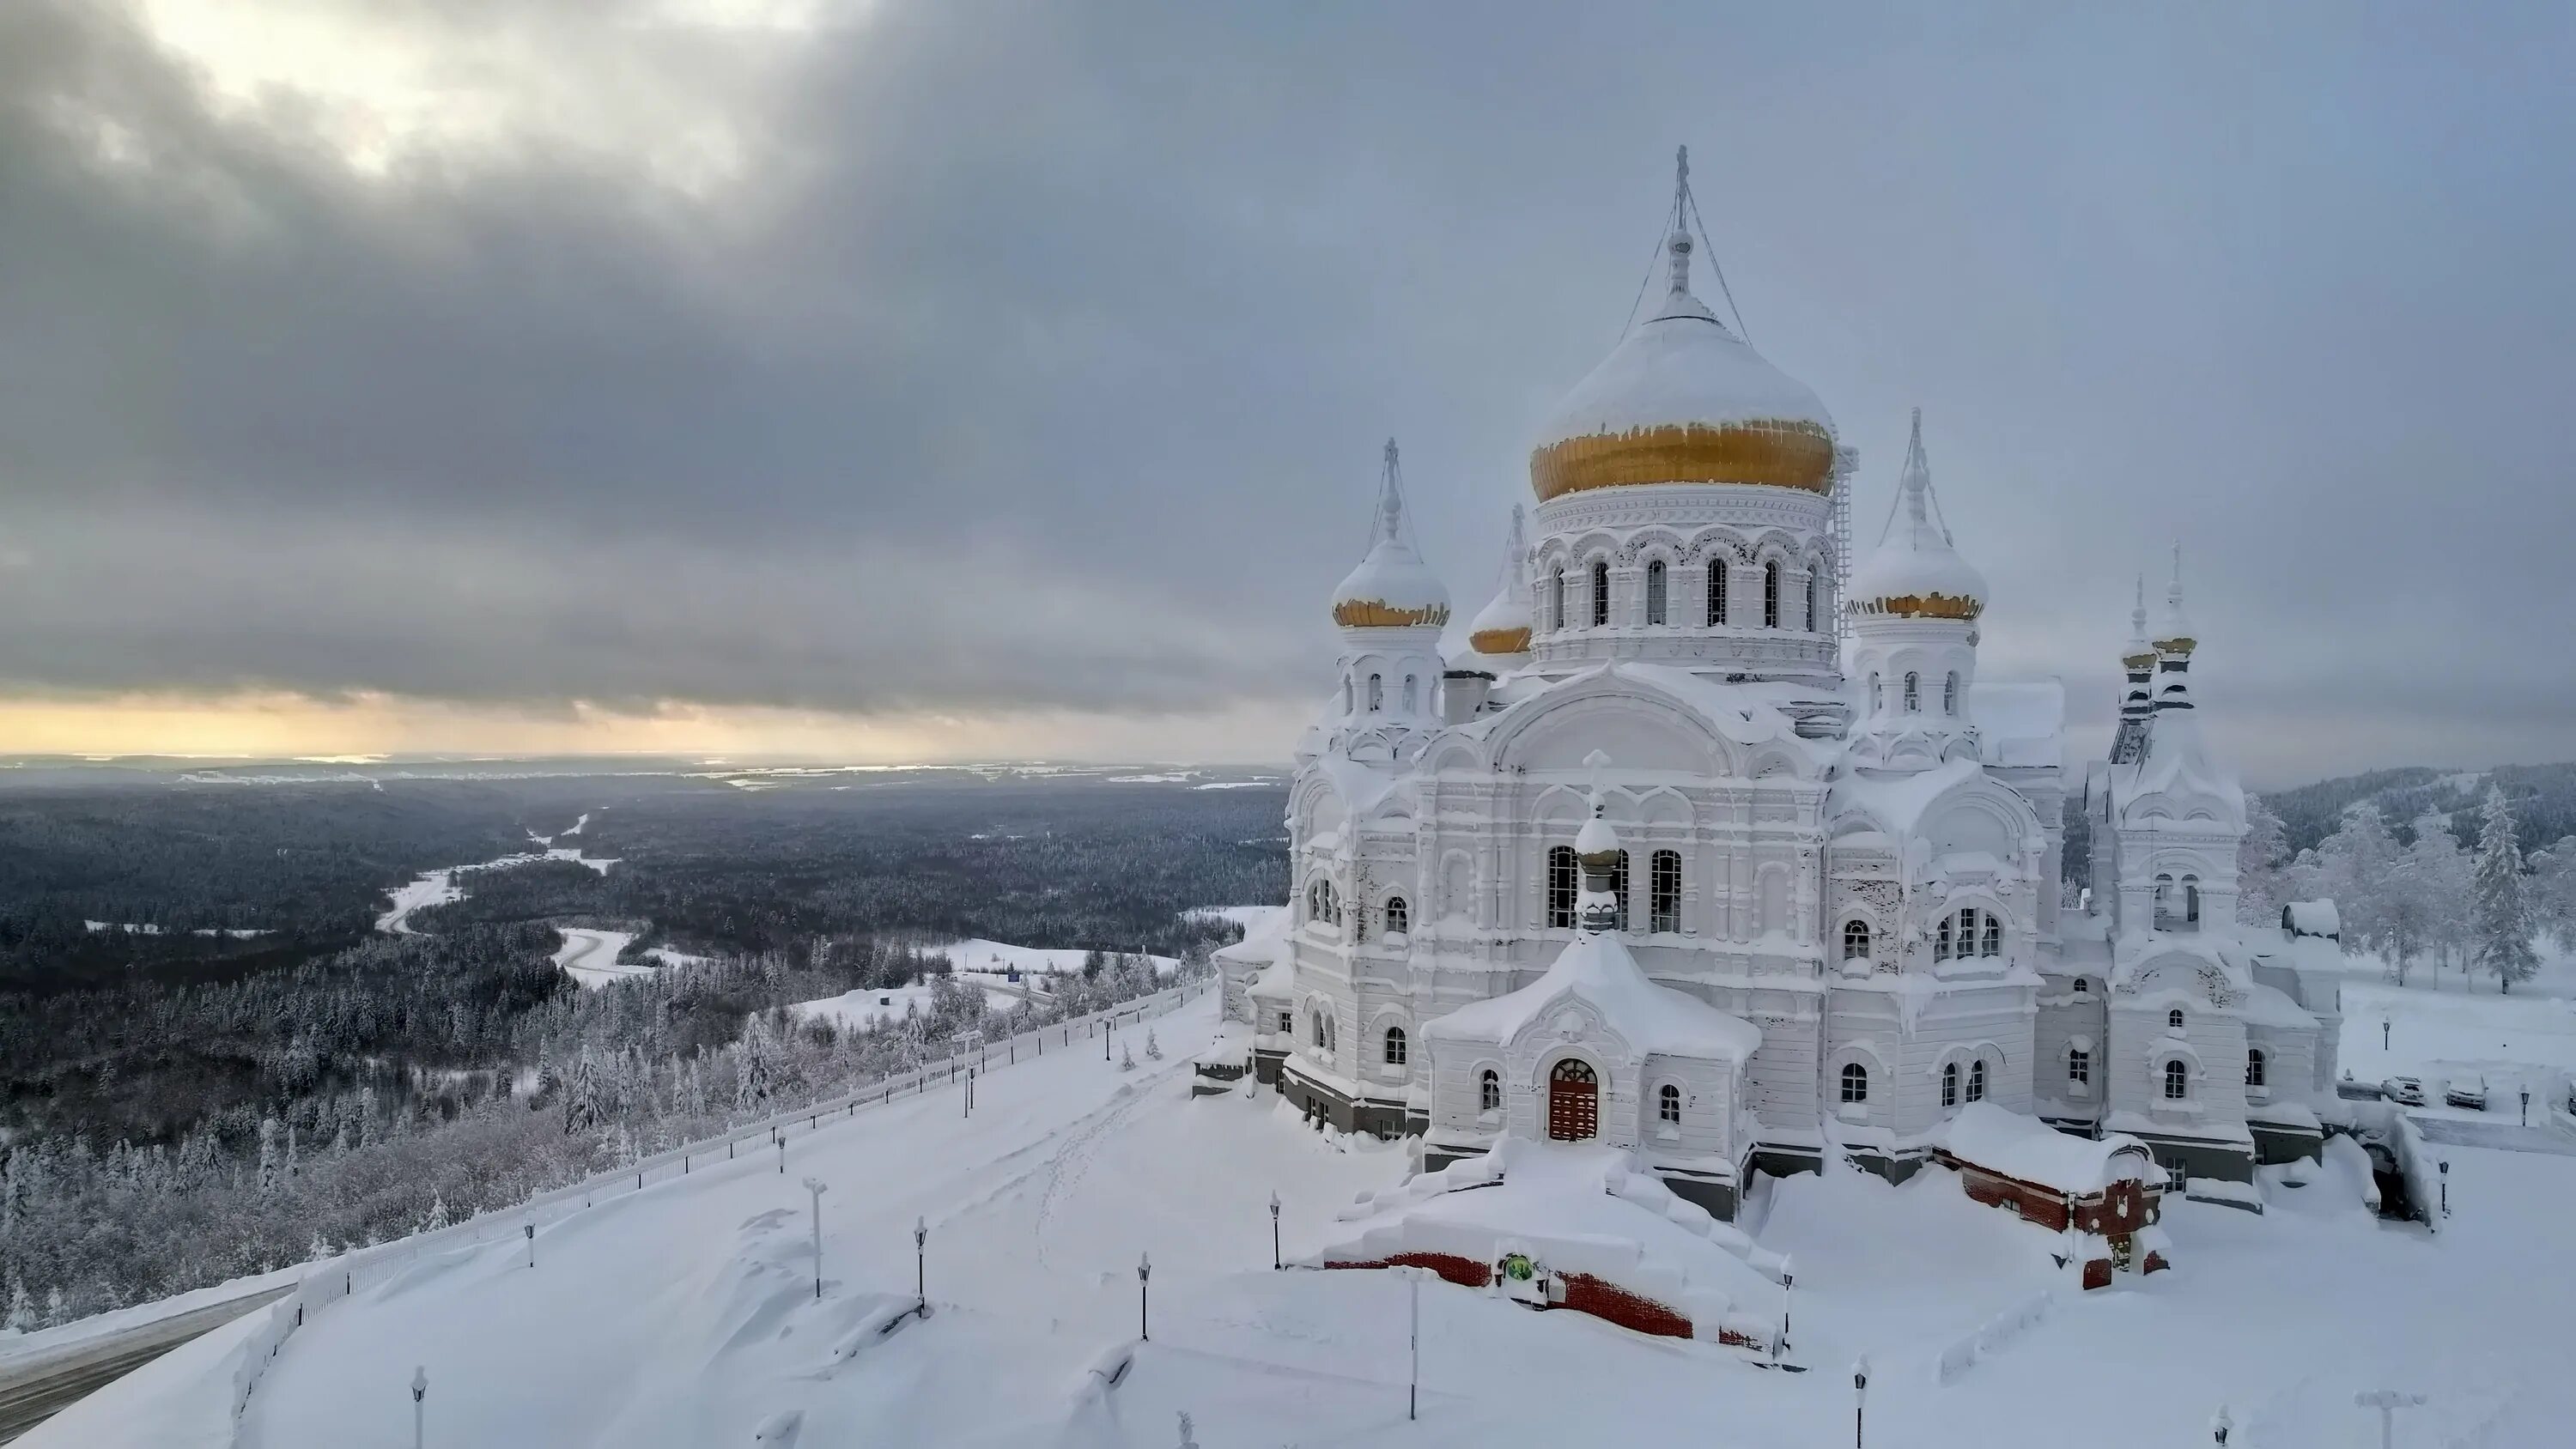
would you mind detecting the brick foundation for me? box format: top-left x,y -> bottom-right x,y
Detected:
1321,1257 -> 1741,1343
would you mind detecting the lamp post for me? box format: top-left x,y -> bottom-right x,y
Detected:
1106,1022 -> 1114,1061
1407,1265 -> 1421,1422
2439,1159 -> 2450,1217
410,1366 -> 427,1449
776,1133 -> 786,1174
2521,1087 -> 2530,1126
914,1216 -> 928,1313
2354,1390 -> 2426,1449
1269,1191 -> 1282,1270
523,1220 -> 535,1270
803,1178 -> 828,1300
1138,1252 -> 1152,1341
1852,1357 -> 1868,1448
1780,1255 -> 1795,1350
2382,1017 -> 2391,1050
2212,1405 -> 2232,1445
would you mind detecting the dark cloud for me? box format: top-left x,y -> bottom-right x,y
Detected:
1,0 -> 2572,779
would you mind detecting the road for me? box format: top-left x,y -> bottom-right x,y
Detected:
0,1285 -> 292,1444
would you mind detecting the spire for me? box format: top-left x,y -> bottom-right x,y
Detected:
1375,436 -> 1405,546
1667,145 -> 1694,295
1899,407 -> 1930,531
2152,540 -> 2196,656
2129,573 -> 2148,645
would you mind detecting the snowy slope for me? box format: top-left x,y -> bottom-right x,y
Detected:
788,982 -> 1022,1030
43,992 -> 2576,1448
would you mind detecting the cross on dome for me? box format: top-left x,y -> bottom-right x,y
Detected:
1668,144 -> 1695,297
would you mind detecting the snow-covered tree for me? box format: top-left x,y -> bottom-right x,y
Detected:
1145,1028 -> 1162,1061
2392,811 -> 2470,985
2530,835 -> 2576,952
2471,785 -> 2542,993
735,1016 -> 775,1113
256,1117 -> 282,1196
563,1047 -> 604,1136
2316,804 -> 2402,967
4,1277 -> 31,1334
2236,793 -> 2292,926
422,1193 -> 451,1233
1120,1042 -> 1136,1071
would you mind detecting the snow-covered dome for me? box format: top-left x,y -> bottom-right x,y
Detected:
1849,409 -> 1986,623
1528,230 -> 1835,502
1332,440 -> 1450,630
2152,543 -> 2196,656
1464,505 -> 1533,656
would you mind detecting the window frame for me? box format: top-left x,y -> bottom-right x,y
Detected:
1546,846 -> 1577,931
1842,918 -> 1872,961
1762,560 -> 1781,627
1839,1062 -> 1869,1105
1649,849 -> 1682,933
1941,1061 -> 1959,1109
1656,1082 -> 1682,1125
2162,1058 -> 2190,1101
1645,559 -> 1668,626
1707,558 -> 1728,626
1384,1026 -> 1408,1067
1590,560 -> 1610,627
1479,1069 -> 1501,1113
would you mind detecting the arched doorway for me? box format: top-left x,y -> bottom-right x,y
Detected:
1546,1059 -> 1599,1142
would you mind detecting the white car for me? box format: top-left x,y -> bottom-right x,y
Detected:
2382,1076 -> 2427,1106
2444,1076 -> 2488,1111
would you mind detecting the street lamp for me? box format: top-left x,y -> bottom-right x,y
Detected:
1138,1252 -> 1152,1341
410,1366 -> 427,1449
1781,1255 -> 1796,1350
803,1178 -> 828,1300
523,1220 -> 535,1270
2439,1159 -> 2450,1217
914,1216 -> 928,1313
776,1134 -> 786,1174
1269,1191 -> 1282,1270
1852,1356 -> 1868,1448
2521,1087 -> 2531,1126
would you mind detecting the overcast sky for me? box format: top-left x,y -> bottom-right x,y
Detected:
1,1 -> 2570,785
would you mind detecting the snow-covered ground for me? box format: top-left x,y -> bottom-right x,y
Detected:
46,989 -> 2576,1448
787,982 -> 1022,1031
551,928 -> 652,989
935,938 -> 1176,979
374,848 -> 619,935
2339,979 -> 2576,1120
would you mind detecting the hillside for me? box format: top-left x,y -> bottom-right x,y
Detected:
2263,762 -> 2576,853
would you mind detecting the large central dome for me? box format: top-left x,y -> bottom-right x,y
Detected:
1529,233 -> 1835,501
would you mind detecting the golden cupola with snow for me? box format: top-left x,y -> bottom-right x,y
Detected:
1523,148 -> 1850,685
1323,439 -> 1449,758
1847,409 -> 1990,772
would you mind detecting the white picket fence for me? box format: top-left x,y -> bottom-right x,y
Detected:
218,982 -> 1205,1441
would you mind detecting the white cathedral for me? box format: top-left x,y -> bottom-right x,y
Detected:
1210,155 -> 2344,1219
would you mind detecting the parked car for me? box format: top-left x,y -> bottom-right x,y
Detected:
2445,1076 -> 2488,1111
2382,1076 -> 2427,1106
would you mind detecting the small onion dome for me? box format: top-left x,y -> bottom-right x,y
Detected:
2152,544 -> 2196,655
1529,233 -> 1835,502
1575,808 -> 1620,868
1850,409 -> 1986,622
1332,440 -> 1450,629
2121,575 -> 2158,670
1465,506 -> 1532,655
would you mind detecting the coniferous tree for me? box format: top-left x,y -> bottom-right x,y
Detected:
2472,785 -> 2542,993
2236,794 -> 2292,925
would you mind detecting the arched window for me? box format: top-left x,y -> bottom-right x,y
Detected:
1551,568 -> 1565,629
1384,897 -> 1408,938
1479,1069 -> 1501,1113
1842,919 -> 1872,961
1967,1059 -> 1987,1103
1307,878 -> 1337,925
2153,873 -> 2175,926
1839,1062 -> 1869,1104
1341,676 -> 1352,712
1367,674 -> 1383,712
2068,1048 -> 2091,1086
1763,560 -> 1781,627
1546,846 -> 1577,930
2184,876 -> 2202,925
1980,912 -> 2002,958
1657,1082 -> 1682,1125
1941,1061 -> 1959,1108
1590,561 -> 1610,627
1607,852 -> 1631,931
1645,560 -> 1668,626
1809,569 -> 1825,632
2163,1058 -> 2190,1100
1867,672 -> 1880,712
1935,912 -> 1953,961
1401,674 -> 1417,712
1313,1009 -> 1331,1049
2071,978 -> 2089,994
1904,672 -> 1921,712
1707,559 -> 1728,625
2167,1008 -> 2186,1031
1384,1027 -> 1407,1066
1944,671 -> 1959,716
1649,850 -> 1681,933
2245,1050 -> 2266,1088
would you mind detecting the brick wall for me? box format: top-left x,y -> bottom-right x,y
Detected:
1558,1272 -> 1695,1339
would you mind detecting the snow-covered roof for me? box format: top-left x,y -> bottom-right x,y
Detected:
1936,1104 -> 2161,1196
1826,757 -> 1986,839
2283,900 -> 2341,939
1424,928 -> 1760,1060
1464,506 -> 1533,658
1212,905 -> 1291,966
1848,410 -> 1985,621
2240,982 -> 2319,1031
1966,679 -> 2065,769
1535,295 -> 1833,452
1331,443 -> 1449,629
2111,707 -> 2245,823
1246,952 -> 1296,1003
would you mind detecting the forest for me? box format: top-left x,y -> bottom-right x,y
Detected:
0,768 -> 1284,1328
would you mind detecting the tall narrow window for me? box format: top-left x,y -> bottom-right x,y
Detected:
2245,1049 -> 2266,1089
1842,919 -> 1872,961
1941,1062 -> 1959,1108
1367,674 -> 1383,711
2069,1048 -> 2091,1086
1868,673 -> 1880,712
1809,570 -> 1825,632
1944,671 -> 1959,715
2154,873 -> 2175,926
1645,560 -> 1668,625
1840,1063 -> 1869,1104
1384,897 -> 1408,938
1763,561 -> 1781,627
1607,852 -> 1631,931
1384,1027 -> 1407,1067
2168,1007 -> 2186,1031
1707,560 -> 1728,626
1546,846 -> 1577,930
2184,877 -> 2202,925
1591,561 -> 1610,627
1967,1059 -> 1987,1102
1980,912 -> 2002,958
1401,674 -> 1417,712
1935,913 -> 1953,961
2163,1059 -> 2190,1100
1551,568 -> 1565,629
1657,1083 -> 1682,1125
1341,676 -> 1352,712
1904,672 -> 1920,712
1479,1070 -> 1501,1113
1649,850 -> 1681,933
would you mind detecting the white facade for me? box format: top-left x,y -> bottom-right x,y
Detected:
1216,159 -> 2336,1205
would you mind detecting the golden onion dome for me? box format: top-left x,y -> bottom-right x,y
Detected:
1331,440 -> 1450,630
1462,505 -> 1533,656
1849,409 -> 1988,623
1529,227 -> 1836,502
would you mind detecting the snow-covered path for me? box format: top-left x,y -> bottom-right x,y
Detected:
550,928 -> 649,989
374,848 -> 620,935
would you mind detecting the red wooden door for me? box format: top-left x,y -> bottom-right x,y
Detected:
1547,1059 -> 1598,1141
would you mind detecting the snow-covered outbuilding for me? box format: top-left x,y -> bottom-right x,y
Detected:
1932,1104 -> 2169,1287
1216,149 -> 2332,1220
